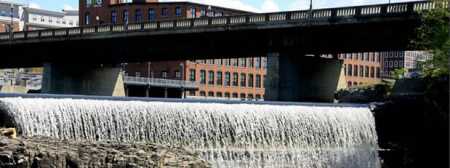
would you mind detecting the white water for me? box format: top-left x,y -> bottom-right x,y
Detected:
0,98 -> 380,168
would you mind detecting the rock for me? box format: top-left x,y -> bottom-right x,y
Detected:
0,136 -> 211,168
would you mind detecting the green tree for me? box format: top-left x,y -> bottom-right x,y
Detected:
413,0 -> 449,77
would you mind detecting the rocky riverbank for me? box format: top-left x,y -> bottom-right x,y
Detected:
0,136 -> 210,168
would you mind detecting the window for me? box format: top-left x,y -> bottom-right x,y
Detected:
148,8 -> 156,21
216,71 -> 223,85
189,69 -> 196,81
239,58 -> 246,67
190,7 -> 196,18
200,8 -> 206,17
232,59 -> 238,67
353,82 -> 358,86
240,73 -> 246,87
189,90 -> 196,96
370,67 -> 375,78
233,73 -> 239,86
85,13 -> 90,25
225,92 -> 230,98
248,58 -> 254,67
200,91 -> 206,97
175,6 -> 182,16
86,0 -> 92,6
256,94 -> 261,100
161,8 -> 169,17
208,92 -> 214,97
232,93 -> 238,98
376,67 -> 381,78
123,10 -> 128,24
347,64 -> 352,76
96,0 -> 103,5
135,9 -> 143,23
248,94 -> 254,100
240,93 -> 246,100
255,57 -> 262,68
256,75 -> 262,88
175,71 -> 181,79
359,65 -> 364,77
216,92 -> 223,97
208,71 -> 214,85
353,65 -> 358,76
161,71 -> 168,78
348,81 -> 352,87
225,72 -> 231,86
200,70 -> 206,84
365,66 -> 369,77
248,74 -> 254,87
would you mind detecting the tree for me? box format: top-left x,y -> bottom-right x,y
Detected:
413,0 -> 449,77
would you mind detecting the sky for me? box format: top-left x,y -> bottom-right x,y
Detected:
19,0 -> 417,12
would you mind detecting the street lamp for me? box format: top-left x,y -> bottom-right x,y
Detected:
9,3 -> 14,38
179,63 -> 185,99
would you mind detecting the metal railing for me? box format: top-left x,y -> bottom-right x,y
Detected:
0,1 -> 445,42
124,76 -> 197,89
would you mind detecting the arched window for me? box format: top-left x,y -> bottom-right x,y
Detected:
111,10 -> 117,24
84,12 -> 90,25
123,10 -> 128,24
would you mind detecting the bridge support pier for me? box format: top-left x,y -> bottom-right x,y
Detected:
42,64 -> 126,96
265,53 -> 346,102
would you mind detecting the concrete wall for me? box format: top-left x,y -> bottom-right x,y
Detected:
42,64 -> 125,96
265,53 -> 343,102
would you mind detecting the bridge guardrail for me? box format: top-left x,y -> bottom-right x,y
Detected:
124,76 -> 198,89
0,1 -> 445,42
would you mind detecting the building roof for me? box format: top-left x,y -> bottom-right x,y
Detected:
23,7 -> 66,17
109,1 -> 254,14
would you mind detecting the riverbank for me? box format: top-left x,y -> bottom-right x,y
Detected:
0,135 -> 210,168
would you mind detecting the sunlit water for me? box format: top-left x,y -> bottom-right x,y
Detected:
0,97 -> 380,168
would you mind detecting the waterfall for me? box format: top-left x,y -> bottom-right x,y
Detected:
0,97 -> 380,168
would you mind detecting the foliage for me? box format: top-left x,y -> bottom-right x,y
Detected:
391,68 -> 407,79
413,0 -> 449,77
335,83 -> 392,103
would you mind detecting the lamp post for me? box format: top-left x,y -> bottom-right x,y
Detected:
9,3 -> 14,39
179,63 -> 185,99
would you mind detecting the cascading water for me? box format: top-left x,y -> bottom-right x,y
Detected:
0,97 -> 380,168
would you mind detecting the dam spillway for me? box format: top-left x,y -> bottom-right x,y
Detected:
0,97 -> 380,168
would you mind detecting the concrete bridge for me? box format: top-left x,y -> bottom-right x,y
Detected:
0,1 -> 443,101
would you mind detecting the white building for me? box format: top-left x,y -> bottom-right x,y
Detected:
23,8 -> 78,30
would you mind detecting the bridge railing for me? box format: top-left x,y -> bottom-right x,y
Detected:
0,1 -> 445,42
124,76 -> 198,89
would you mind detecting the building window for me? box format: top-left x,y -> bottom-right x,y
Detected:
365,66 -> 369,77
353,82 -> 358,86
376,67 -> 381,78
232,59 -> 238,67
354,65 -> 358,76
216,92 -> 223,97
189,90 -> 196,96
161,71 -> 168,78
148,8 -> 156,21
255,57 -> 262,68
256,75 -> 262,88
225,92 -> 230,98
225,72 -> 231,86
135,9 -> 143,23
191,7 -> 196,18
96,0 -> 103,5
200,91 -> 206,97
85,13 -> 90,25
86,0 -> 92,6
175,71 -> 181,79
248,74 -> 254,87
347,64 -> 352,76
240,93 -> 246,100
200,70 -> 206,84
359,65 -> 364,77
175,6 -> 182,16
240,73 -> 246,87
208,92 -> 214,97
239,58 -> 246,67
216,71 -> 223,85
232,93 -> 238,98
348,81 -> 352,87
208,71 -> 215,85
161,8 -> 169,17
232,73 -> 239,86
123,10 -> 129,24
200,8 -> 206,17
248,94 -> 254,100
111,10 -> 117,24
370,67 -> 375,78
256,94 -> 261,100
189,69 -> 196,81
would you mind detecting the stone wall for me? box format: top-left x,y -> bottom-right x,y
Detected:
0,136 -> 210,168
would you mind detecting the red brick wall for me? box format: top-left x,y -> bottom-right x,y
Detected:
0,22 -> 20,32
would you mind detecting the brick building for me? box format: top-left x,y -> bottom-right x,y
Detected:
338,52 -> 383,88
79,0 -> 266,100
0,1 -> 23,32
380,50 -> 431,78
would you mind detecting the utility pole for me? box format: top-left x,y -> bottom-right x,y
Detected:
9,3 -> 14,39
